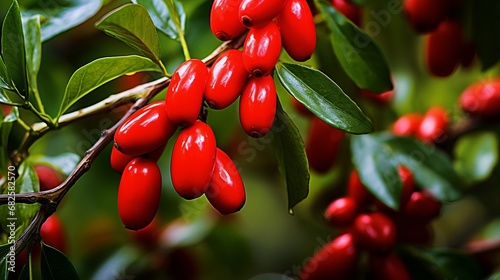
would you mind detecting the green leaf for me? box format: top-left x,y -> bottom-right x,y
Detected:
276,62 -> 373,134
90,246 -> 141,280
131,0 -> 186,41
95,4 -> 163,67
41,243 -> 80,280
31,153 -> 81,177
470,1 -> 500,70
268,101 -> 309,212
0,59 -> 13,91
316,0 -> 392,93
21,0 -> 102,42
454,132 -> 498,185
22,15 -> 42,103
2,0 -> 28,98
57,55 -> 162,117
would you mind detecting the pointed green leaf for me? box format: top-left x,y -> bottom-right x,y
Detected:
316,0 -> 392,93
57,55 -> 162,117
41,243 -> 80,280
2,0 -> 28,98
0,243 -> 13,278
131,0 -> 186,41
276,62 -> 373,134
22,0 -> 102,42
32,153 -> 81,177
22,15 -> 42,102
470,1 -> 500,70
95,4 -> 163,67
268,101 -> 309,211
0,59 -> 13,91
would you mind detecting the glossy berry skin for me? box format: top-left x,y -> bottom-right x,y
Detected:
34,165 -> 64,191
210,0 -> 247,41
392,113 -> 423,137
110,145 -> 165,174
404,0 -> 449,33
324,197 -> 358,227
205,50 -> 249,109
115,101 -> 176,156
41,215 -> 67,253
118,158 -> 162,230
331,0 -> 362,26
239,76 -> 277,138
417,107 -> 448,143
352,212 -> 396,252
368,252 -> 411,280
299,233 -> 359,280
171,120 -> 217,199
206,148 -> 246,215
242,22 -> 282,77
460,79 -> 500,118
165,59 -> 208,126
347,170 -> 373,206
425,19 -> 463,77
306,116 -> 344,173
402,190 -> 441,223
238,0 -> 287,27
276,0 -> 316,62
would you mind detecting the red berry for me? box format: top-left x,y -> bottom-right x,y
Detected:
242,22 -> 282,77
330,0 -> 362,26
115,101 -> 177,156
403,0 -> 449,33
118,158 -> 162,230
368,252 -> 411,280
276,0 -> 316,62
352,212 -> 396,252
392,113 -> 423,137
117,72 -> 148,91
401,190 -> 441,223
34,165 -> 64,191
40,215 -> 67,253
290,96 -> 314,117
460,79 -> 500,118
347,170 -> 373,206
305,116 -> 344,173
425,19 -> 463,77
210,0 -> 247,41
324,197 -> 359,227
361,89 -> 394,105
239,0 -> 287,27
417,106 -> 448,143
171,120 -> 217,199
299,233 -> 359,280
110,144 -> 165,174
1,104 -> 12,116
239,76 -> 277,138
206,148 -> 246,215
165,59 -> 208,126
398,165 -> 415,206
205,50 -> 249,109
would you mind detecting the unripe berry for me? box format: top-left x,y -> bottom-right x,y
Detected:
171,120 -> 217,199
425,19 -> 463,77
205,50 -> 249,109
118,158 -> 162,230
276,0 -> 316,62
323,197 -> 358,227
460,79 -> 500,118
34,165 -> 64,191
403,0 -> 449,33
239,0 -> 287,27
40,215 -> 67,253
115,101 -> 177,156
206,148 -> 246,215
417,106 -> 448,143
330,0 -> 362,26
242,22 -> 282,77
368,252 -> 411,280
305,116 -> 344,173
165,59 -> 208,126
401,190 -> 441,223
299,233 -> 359,280
239,76 -> 277,138
392,113 -> 423,137
347,170 -> 373,206
210,0 -> 247,41
352,212 -> 396,252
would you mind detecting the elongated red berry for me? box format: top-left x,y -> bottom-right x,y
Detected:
206,148 -> 246,215
347,170 -> 373,206
369,252 -> 411,280
165,59 -> 208,125
324,197 -> 358,227
111,145 -> 165,174
239,0 -> 287,27
276,0 -> 316,62
205,50 -> 249,109
353,212 -> 396,252
404,0 -> 449,33
417,106 -> 448,143
401,190 -> 441,223
118,158 -> 162,230
460,79 -> 500,118
210,0 -> 247,41
242,22 -> 282,77
34,165 -> 64,191
115,101 -> 177,156
331,0 -> 362,26
425,19 -> 463,77
306,116 -> 344,173
299,233 -> 359,280
41,215 -> 67,253
171,120 -> 217,199
239,76 -> 277,137
392,113 -> 423,137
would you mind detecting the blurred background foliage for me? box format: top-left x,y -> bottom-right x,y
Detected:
1,0 -> 500,279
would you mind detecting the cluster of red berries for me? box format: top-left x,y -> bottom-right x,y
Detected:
299,167 -> 442,279
459,78 -> 500,120
403,0 -> 475,77
392,106 -> 448,144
